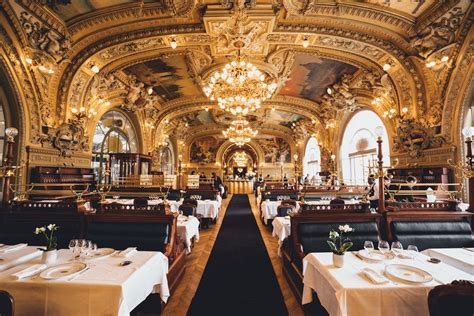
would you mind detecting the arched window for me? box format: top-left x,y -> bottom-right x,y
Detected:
92,110 -> 138,181
303,137 -> 321,180
462,106 -> 473,203
340,110 -> 390,185
160,146 -> 174,175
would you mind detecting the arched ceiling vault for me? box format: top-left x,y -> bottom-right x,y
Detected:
0,0 -> 472,159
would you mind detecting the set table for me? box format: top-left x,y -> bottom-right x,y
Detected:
0,246 -> 170,316
271,217 -> 291,256
177,215 -> 200,253
104,198 -> 220,219
302,251 -> 473,316
260,201 -> 300,224
421,248 -> 473,274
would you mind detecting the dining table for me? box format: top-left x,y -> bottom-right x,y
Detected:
302,251 -> 473,316
0,247 -> 170,316
271,216 -> 291,256
260,201 -> 300,224
421,248 -> 474,275
177,215 -> 200,253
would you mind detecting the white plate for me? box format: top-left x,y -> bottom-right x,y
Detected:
385,264 -> 433,283
89,248 -> 115,260
358,249 -> 386,262
40,262 -> 88,280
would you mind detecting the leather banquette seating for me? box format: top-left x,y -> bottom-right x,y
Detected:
388,219 -> 474,251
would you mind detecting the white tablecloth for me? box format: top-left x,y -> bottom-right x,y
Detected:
196,200 -> 219,219
302,252 -> 473,316
177,215 -> 200,253
261,201 -> 299,224
305,200 -> 359,205
272,217 -> 291,256
261,201 -> 281,224
421,248 -> 474,275
0,248 -> 170,316
0,246 -> 41,271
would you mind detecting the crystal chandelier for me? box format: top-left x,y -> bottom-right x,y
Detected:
203,59 -> 278,115
222,117 -> 258,146
233,151 -> 248,167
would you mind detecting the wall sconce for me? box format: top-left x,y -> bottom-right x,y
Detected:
425,55 -> 450,69
302,36 -> 309,48
170,37 -> 177,49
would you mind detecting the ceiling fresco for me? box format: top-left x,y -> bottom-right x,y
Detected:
49,0 -> 136,20
279,55 -> 358,104
124,56 -> 203,103
361,0 -> 436,16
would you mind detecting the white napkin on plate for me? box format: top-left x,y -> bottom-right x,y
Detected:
362,268 -> 390,284
0,243 -> 28,254
12,264 -> 47,279
117,247 -> 137,258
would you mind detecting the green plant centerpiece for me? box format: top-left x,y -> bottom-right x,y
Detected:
34,224 -> 59,251
327,224 -> 354,255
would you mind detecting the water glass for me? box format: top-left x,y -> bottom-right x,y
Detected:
407,245 -> 419,260
69,239 -> 78,259
364,241 -> 374,255
378,240 -> 390,255
391,241 -> 403,256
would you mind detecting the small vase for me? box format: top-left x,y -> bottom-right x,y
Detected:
41,249 -> 58,265
333,253 -> 345,268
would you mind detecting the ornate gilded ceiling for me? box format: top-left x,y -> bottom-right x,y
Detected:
0,0 -> 472,162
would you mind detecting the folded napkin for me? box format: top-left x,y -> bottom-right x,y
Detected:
362,268 -> 390,284
117,247 -> 137,258
0,243 -> 28,254
12,264 -> 47,280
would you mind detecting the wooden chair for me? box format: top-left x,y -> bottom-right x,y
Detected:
133,197 -> 148,208
281,199 -> 297,207
277,204 -> 294,217
428,280 -> 474,316
0,290 -> 14,316
330,198 -> 345,205
183,199 -> 198,207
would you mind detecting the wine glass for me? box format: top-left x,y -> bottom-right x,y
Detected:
407,245 -> 419,260
378,240 -> 390,255
69,239 -> 77,260
90,243 -> 98,256
364,241 -> 374,256
391,241 -> 403,256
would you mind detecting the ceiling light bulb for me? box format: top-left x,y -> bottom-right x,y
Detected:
383,63 -> 391,71
91,65 -> 100,74
302,36 -> 309,48
402,107 -> 408,113
105,101 -> 111,106
205,107 -> 209,112
441,55 -> 449,62
147,87 -> 153,95
25,57 -> 33,64
170,38 -> 177,49
327,87 -> 332,95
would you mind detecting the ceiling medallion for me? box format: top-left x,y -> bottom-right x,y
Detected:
203,57 -> 277,115
222,116 -> 258,146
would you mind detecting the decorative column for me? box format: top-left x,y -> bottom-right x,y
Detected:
462,127 -> 474,211
375,131 -> 385,213
293,153 -> 299,185
2,127 -> 18,205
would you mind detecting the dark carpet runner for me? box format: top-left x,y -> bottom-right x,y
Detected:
187,195 -> 288,316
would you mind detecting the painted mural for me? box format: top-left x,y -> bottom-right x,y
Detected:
279,55 -> 358,103
256,137 -> 291,164
361,0 -> 433,16
50,1 -> 135,20
124,55 -> 202,103
190,136 -> 224,163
